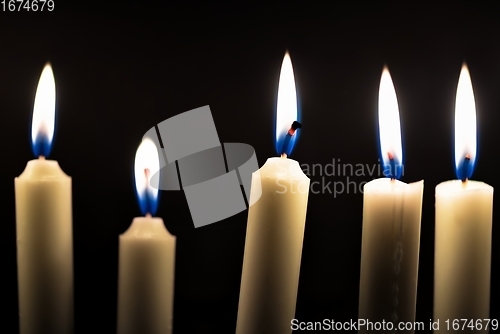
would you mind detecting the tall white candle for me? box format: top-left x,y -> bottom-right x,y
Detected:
236,52 -> 310,334
15,63 -> 74,334
433,64 -> 493,332
358,67 -> 423,333
117,138 -> 176,334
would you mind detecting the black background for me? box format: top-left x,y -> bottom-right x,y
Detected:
1,1 -> 500,333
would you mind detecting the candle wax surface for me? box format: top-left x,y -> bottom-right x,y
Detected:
15,157 -> 73,334
434,179 -> 493,329
117,216 -> 176,334
359,177 -> 423,333
236,157 -> 310,334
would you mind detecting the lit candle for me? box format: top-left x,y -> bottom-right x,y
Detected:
358,66 -> 423,333
117,138 -> 176,334
15,63 -> 74,334
236,52 -> 310,334
433,63 -> 493,331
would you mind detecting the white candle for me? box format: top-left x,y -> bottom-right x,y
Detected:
15,63 -> 74,334
236,52 -> 310,334
433,64 -> 493,331
358,67 -> 423,333
117,138 -> 176,334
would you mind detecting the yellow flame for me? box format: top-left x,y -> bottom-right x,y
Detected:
31,63 -> 55,146
378,66 -> 403,165
276,52 -> 298,142
454,63 -> 476,170
134,138 -> 160,203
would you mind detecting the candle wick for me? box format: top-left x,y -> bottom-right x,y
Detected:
387,152 -> 397,180
280,120 -> 302,157
145,213 -> 152,218
281,153 -> 287,159
39,156 -> 45,160
144,168 -> 150,179
460,154 -> 471,182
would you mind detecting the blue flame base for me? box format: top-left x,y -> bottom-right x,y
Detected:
381,159 -> 403,180
32,135 -> 51,158
456,157 -> 474,181
274,101 -> 301,156
137,191 -> 159,217
276,132 -> 299,156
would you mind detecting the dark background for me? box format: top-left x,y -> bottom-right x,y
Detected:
1,1 -> 500,333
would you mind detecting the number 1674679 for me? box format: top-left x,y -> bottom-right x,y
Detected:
1,0 -> 54,11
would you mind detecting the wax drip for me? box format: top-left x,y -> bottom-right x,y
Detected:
391,195 -> 404,331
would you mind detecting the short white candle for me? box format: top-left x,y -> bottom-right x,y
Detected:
15,63 -> 74,334
358,67 -> 423,333
433,64 -> 493,331
117,138 -> 176,334
236,52 -> 310,334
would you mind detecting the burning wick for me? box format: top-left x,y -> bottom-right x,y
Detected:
280,121 -> 302,158
461,154 -> 471,183
387,152 -> 396,180
144,168 -> 152,217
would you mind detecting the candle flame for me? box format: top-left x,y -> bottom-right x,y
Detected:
134,138 -> 160,216
275,52 -> 299,156
31,63 -> 56,158
455,63 -> 476,181
378,66 -> 403,179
